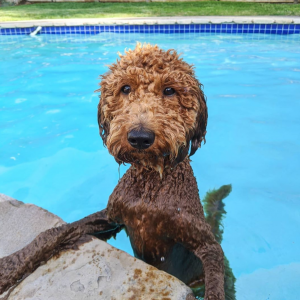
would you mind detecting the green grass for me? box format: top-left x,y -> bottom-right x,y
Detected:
0,2 -> 299,22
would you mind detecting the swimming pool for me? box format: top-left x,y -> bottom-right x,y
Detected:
1,31 -> 300,300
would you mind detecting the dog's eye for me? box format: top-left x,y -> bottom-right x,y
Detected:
121,85 -> 131,95
163,87 -> 175,96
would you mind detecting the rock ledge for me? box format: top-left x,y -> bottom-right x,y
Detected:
0,194 -> 194,300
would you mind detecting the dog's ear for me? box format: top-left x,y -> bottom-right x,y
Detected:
97,98 -> 110,146
189,83 -> 208,157
96,71 -> 112,146
173,82 -> 207,166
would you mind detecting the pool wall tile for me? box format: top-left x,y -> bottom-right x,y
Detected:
1,23 -> 300,36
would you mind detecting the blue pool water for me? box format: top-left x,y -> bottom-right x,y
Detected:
1,32 -> 300,299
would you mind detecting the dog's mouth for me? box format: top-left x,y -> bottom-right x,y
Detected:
115,149 -> 166,177
115,146 -> 187,178
116,150 -> 162,165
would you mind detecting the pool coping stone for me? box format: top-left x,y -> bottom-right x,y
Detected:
1,16 -> 300,28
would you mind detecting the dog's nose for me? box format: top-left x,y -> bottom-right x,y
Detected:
127,129 -> 155,150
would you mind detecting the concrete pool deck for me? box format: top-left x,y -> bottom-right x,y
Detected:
1,16 -> 300,28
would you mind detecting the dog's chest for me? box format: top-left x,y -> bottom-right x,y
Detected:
107,170 -> 180,238
107,182 -> 181,263
107,164 -> 191,227
106,161 -> 204,259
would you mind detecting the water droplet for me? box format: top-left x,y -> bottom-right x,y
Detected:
178,208 -> 181,212
161,257 -> 165,262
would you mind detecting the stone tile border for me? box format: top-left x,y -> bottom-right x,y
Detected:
1,16 -> 300,28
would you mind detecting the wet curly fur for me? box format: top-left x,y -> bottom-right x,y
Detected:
97,44 -> 226,300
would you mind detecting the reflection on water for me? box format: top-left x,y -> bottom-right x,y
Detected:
0,32 -> 300,300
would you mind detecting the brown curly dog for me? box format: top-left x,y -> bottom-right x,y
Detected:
0,43 -> 225,300
97,43 -> 225,300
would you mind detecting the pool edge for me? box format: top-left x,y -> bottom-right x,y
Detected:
1,16 -> 300,28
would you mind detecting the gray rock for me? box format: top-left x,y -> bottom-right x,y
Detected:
0,193 -> 65,258
0,194 -> 194,299
6,238 -> 193,300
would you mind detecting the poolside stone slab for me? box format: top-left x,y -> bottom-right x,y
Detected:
1,16 -> 300,28
6,238 -> 194,300
0,193 -> 65,259
0,194 -> 194,299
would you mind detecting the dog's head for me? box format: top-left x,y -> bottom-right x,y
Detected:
97,43 -> 207,175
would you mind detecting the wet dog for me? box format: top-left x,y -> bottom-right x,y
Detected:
97,43 -> 225,300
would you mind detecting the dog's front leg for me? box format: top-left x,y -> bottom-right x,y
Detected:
173,216 -> 225,300
194,241 -> 225,300
0,209 -> 122,294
